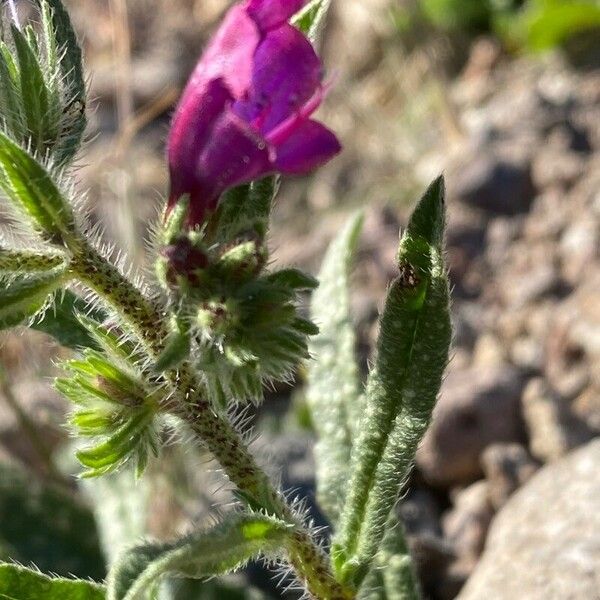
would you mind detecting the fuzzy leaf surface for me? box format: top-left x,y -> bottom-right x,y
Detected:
0,130 -> 76,241
0,267 -> 67,329
333,177 -> 451,587
34,0 -> 87,163
31,290 -> 105,350
307,211 -> 363,524
0,563 -> 105,600
107,514 -> 290,600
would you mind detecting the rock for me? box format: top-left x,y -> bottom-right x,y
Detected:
459,440 -> 600,600
481,443 -> 538,509
452,153 -> 534,215
522,378 -> 593,462
417,365 -> 525,487
443,481 -> 494,566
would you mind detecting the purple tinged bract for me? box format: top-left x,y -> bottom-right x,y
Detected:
167,0 -> 341,226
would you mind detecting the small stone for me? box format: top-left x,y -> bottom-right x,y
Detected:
521,378 -> 593,462
481,443 -> 538,509
458,440 -> 600,600
417,365 -> 525,487
452,153 -> 534,215
443,481 -> 494,564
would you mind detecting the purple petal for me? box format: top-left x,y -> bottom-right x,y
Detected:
233,24 -> 321,133
246,0 -> 306,31
168,77 -> 233,212
184,110 -> 273,225
194,5 -> 260,98
274,119 -> 341,174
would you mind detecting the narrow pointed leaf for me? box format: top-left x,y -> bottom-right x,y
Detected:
307,211 -> 363,524
0,267 -> 67,329
0,42 -> 23,137
0,564 -> 105,600
107,514 -> 290,600
333,177 -> 451,587
293,0 -> 334,42
34,0 -> 87,163
11,24 -> 53,151
31,290 -> 106,350
0,130 -> 76,242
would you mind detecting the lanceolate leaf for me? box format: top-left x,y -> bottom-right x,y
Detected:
107,514 -> 291,600
307,211 -> 363,525
0,266 -> 68,329
0,130 -> 76,242
0,563 -> 105,600
293,0 -> 334,43
31,290 -> 105,351
333,177 -> 451,588
34,0 -> 87,164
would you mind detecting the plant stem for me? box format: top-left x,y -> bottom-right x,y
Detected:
69,241 -> 352,599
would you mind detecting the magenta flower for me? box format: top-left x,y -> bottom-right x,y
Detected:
167,0 -> 341,226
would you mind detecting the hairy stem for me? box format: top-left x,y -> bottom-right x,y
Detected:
69,240 -> 351,599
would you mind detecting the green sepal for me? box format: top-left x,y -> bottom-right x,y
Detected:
264,268 -> 319,290
0,41 -> 24,137
307,211 -> 363,525
0,266 -> 68,329
153,317 -> 191,372
293,0 -> 333,42
0,130 -> 76,243
107,514 -> 291,600
333,177 -> 451,587
0,564 -> 105,600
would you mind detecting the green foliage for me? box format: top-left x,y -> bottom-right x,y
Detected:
292,0 -> 334,42
0,462 -> 105,580
31,290 -> 106,351
107,514 -> 290,600
56,344 -> 162,478
0,130 -> 76,243
0,247 -> 66,272
498,0 -> 600,51
306,212 -> 363,525
0,563 -> 105,600
0,265 -> 68,329
0,0 -> 86,163
162,578 -> 267,600
332,177 -> 451,589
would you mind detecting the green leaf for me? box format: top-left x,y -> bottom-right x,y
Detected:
333,177 -> 451,588
34,0 -> 87,164
0,267 -> 67,329
162,578 -> 267,600
0,563 -> 105,600
306,211 -> 363,525
0,42 -> 24,138
11,24 -> 54,153
0,462 -> 105,580
0,247 -> 66,272
293,0 -> 334,42
0,130 -> 76,242
264,268 -> 319,291
31,290 -> 106,350
107,514 -> 290,600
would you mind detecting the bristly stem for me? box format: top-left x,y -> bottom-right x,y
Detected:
69,239 -> 352,600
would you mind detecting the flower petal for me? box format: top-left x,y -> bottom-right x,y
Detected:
233,24 -> 321,133
196,5 -> 260,98
184,110 -> 273,225
168,77 -> 233,211
274,119 -> 341,174
246,0 -> 306,31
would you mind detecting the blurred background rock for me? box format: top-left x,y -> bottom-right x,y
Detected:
0,0 -> 599,598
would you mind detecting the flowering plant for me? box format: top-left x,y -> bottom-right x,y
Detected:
0,1 -> 450,599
